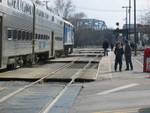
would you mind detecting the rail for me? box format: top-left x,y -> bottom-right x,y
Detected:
39,55 -> 99,113
0,56 -> 86,103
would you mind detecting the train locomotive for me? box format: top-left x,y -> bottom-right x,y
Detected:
0,0 -> 74,69
63,20 -> 74,56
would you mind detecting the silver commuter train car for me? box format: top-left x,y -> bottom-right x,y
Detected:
0,0 -> 70,69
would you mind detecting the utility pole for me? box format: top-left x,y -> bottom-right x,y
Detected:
134,0 -> 137,56
128,0 -> 131,40
122,6 -> 129,40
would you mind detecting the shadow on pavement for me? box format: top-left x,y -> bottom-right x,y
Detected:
139,107 -> 150,113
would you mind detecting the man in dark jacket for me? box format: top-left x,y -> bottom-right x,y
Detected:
103,39 -> 109,56
114,41 -> 124,72
124,40 -> 133,70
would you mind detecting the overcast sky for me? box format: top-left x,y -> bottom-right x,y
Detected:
46,0 -> 150,29
71,0 -> 150,29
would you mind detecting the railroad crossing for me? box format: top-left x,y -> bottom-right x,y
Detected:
0,48 -> 150,113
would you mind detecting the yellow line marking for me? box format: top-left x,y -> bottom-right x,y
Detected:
93,108 -> 140,113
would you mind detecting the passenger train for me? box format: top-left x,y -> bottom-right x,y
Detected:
0,0 -> 74,69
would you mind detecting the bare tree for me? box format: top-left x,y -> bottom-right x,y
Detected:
34,0 -> 42,5
53,0 -> 75,19
69,12 -> 87,30
139,11 -> 150,37
68,12 -> 87,47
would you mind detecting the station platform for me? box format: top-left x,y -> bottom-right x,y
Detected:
69,50 -> 150,113
97,50 -> 146,80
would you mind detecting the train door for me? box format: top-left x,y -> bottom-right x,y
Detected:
51,32 -> 54,56
0,17 -> 2,66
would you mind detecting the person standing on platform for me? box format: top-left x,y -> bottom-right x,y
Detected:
110,43 -> 114,51
124,40 -> 133,70
114,41 -> 124,72
102,39 -> 109,56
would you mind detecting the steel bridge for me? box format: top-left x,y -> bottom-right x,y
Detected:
77,19 -> 107,30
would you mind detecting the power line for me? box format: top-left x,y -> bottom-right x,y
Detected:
76,6 -> 149,12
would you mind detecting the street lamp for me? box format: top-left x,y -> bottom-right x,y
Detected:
122,6 -> 129,40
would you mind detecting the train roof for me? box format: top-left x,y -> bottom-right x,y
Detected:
23,0 -> 33,5
64,20 -> 73,27
34,1 -> 64,21
1,0 -> 33,7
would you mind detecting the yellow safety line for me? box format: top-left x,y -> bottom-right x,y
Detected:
93,108 -> 141,113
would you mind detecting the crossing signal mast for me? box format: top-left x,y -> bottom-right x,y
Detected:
115,22 -> 119,40
114,22 -> 128,37
116,22 -> 119,26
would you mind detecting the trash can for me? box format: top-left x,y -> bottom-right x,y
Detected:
143,48 -> 150,72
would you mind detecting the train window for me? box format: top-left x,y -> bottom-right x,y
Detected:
39,34 -> 41,39
20,0 -> 23,11
12,0 -> 17,8
30,33 -> 32,40
26,32 -> 29,40
45,14 -> 49,19
41,35 -> 43,39
18,30 -> 21,40
55,37 -> 62,41
52,16 -> 54,21
47,36 -> 50,40
16,0 -> 19,9
47,36 -> 49,40
39,35 -> 41,39
24,3 -> 32,15
35,34 -> 38,39
44,35 -> 46,39
13,30 -> 17,40
45,35 -> 47,40
60,21 -> 63,25
37,10 -> 44,18
7,0 -> 13,7
22,31 -> 25,40
36,34 -> 38,39
7,29 -> 13,40
38,34 -> 40,39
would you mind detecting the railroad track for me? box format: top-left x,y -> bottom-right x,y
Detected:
0,54 -> 101,113
39,55 -> 99,113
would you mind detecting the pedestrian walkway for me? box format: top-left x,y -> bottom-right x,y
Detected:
97,50 -> 148,80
